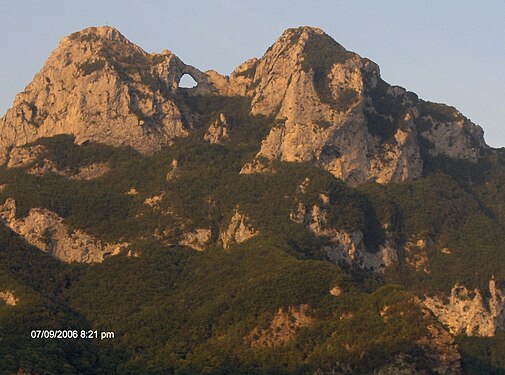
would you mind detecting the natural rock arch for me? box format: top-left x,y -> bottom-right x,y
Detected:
175,65 -> 219,95
178,73 -> 198,88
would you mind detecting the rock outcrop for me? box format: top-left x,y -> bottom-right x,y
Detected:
67,162 -> 110,180
0,198 -> 127,263
404,237 -> 434,273
373,300 -> 462,374
329,285 -> 342,296
0,26 -> 227,162
230,27 -> 486,185
291,200 -> 397,272
220,210 -> 258,250
6,144 -> 110,179
0,290 -> 19,306
239,158 -> 275,174
423,279 -> 505,336
245,304 -> 314,348
204,113 -> 229,144
143,193 -> 164,209
179,228 -> 211,251
30,160 -> 109,180
6,145 -> 46,168
166,159 -> 179,181
415,322 -> 463,374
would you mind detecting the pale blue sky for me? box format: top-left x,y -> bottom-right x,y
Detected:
1,1 -> 504,146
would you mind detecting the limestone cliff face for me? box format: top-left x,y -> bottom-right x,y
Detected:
220,210 -> 258,250
423,279 -> 505,336
0,26 -> 224,162
230,27 -> 486,184
0,26 -> 489,184
0,198 -> 127,263
204,113 -> 229,144
290,187 -> 397,272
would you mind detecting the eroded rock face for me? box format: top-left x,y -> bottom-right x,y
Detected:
31,160 -> 110,180
68,162 -> 110,180
423,279 -> 505,336
204,113 -> 229,144
403,237 -> 453,275
27,158 -> 65,176
374,300 -> 462,374
220,210 -> 258,250
416,322 -> 463,374
245,304 -> 314,348
166,159 -> 179,181
0,198 -> 127,263
314,301 -> 462,375
0,26 -> 226,162
0,290 -> 19,306
291,200 -> 397,272
143,193 -> 164,209
232,27 -> 486,185
239,158 -> 275,174
0,26 -> 489,185
329,285 -> 342,296
179,228 -> 211,251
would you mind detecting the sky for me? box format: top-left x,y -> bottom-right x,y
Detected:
1,0 -> 504,146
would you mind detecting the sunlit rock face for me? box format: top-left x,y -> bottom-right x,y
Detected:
1,26 -> 487,185
424,279 -> 505,337
0,198 -> 127,263
228,27 -> 486,185
0,26 -> 226,162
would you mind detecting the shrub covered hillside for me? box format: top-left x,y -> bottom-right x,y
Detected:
0,93 -> 503,373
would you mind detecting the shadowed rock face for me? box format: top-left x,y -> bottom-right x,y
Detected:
0,25 -> 488,183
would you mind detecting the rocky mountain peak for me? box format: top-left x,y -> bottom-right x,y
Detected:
228,26 -> 359,107
0,26 -> 223,162
66,25 -> 129,42
270,26 -> 348,55
229,26 -> 487,184
0,25 -> 489,185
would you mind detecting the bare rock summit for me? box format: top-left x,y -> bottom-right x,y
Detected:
0,25 -> 489,185
0,26 -> 224,162
228,26 -> 487,184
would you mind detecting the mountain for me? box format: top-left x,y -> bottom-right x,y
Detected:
0,26 -> 224,160
1,26 -> 505,374
0,26 -> 487,183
